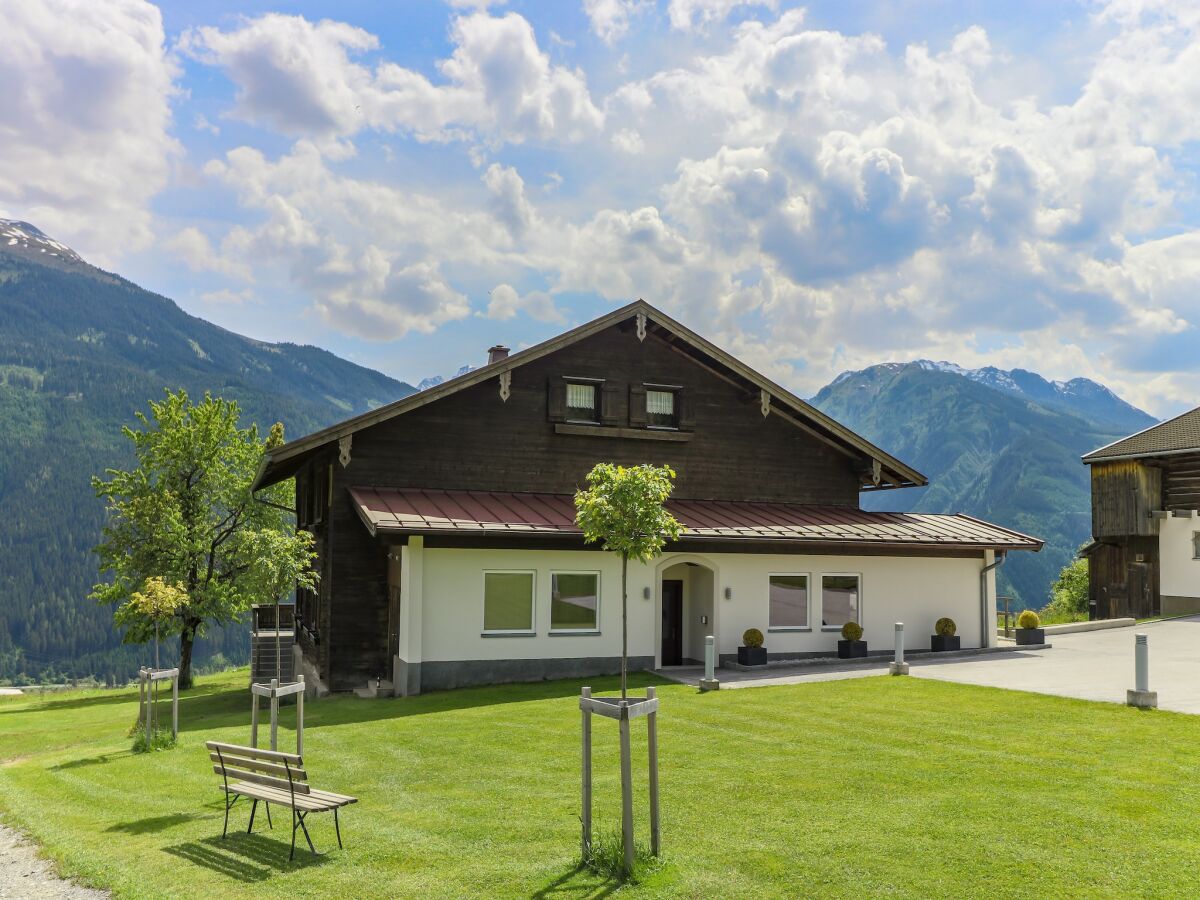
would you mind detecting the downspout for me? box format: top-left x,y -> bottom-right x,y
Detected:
980,550 -> 1007,648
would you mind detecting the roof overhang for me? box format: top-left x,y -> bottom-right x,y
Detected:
253,300 -> 927,493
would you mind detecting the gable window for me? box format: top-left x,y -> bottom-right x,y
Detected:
551,572 -> 600,633
768,574 -> 809,630
646,389 -> 677,429
483,571 -> 535,635
821,574 -> 861,630
566,382 -> 599,423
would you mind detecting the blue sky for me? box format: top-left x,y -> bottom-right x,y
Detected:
2,0 -> 1199,413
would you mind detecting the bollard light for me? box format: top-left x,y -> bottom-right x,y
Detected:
1127,632 -> 1157,709
889,622 -> 909,675
700,635 -> 720,692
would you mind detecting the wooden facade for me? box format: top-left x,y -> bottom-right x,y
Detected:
291,321 -> 876,691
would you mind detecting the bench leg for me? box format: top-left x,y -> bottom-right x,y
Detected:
222,793 -> 237,839
290,809 -> 316,860
290,809 -> 297,861
265,803 -> 273,830
298,812 -> 316,855
334,808 -> 342,850
248,798 -> 258,834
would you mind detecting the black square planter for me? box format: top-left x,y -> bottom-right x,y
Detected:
1015,628 -> 1045,646
930,634 -> 961,652
837,640 -> 868,659
737,646 -> 768,666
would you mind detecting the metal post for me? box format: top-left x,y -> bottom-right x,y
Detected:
138,669 -> 146,737
647,686 -> 661,857
269,678 -> 279,751
700,635 -> 719,691
581,686 -> 592,857
619,702 -> 634,875
889,622 -> 909,675
171,672 -> 178,740
296,675 -> 305,757
1127,633 -> 1157,708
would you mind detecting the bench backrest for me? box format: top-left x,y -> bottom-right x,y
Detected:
206,741 -> 310,795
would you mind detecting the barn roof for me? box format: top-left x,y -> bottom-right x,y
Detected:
350,486 -> 1042,552
1083,406 -> 1200,463
253,300 -> 927,492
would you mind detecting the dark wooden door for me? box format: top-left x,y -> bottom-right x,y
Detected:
661,580 -> 683,666
387,586 -> 402,659
1128,562 -> 1152,619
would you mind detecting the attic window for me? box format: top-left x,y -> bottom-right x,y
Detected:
566,382 -> 599,423
646,389 -> 677,429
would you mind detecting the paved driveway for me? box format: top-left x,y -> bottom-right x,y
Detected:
912,616 -> 1200,712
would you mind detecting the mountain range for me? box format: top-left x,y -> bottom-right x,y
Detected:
0,220 -> 1158,681
0,220 -> 416,683
811,361 -> 1155,605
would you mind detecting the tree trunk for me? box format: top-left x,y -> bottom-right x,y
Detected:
621,552 -> 628,701
179,626 -> 196,689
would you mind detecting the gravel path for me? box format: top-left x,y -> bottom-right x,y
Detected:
0,821 -> 108,899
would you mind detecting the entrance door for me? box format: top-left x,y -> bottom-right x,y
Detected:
661,580 -> 684,667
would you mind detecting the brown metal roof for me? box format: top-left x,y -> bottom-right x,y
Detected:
350,487 -> 1042,551
1083,406 -> 1200,463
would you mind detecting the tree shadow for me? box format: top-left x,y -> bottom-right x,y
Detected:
0,681 -> 231,717
531,864 -> 620,899
105,812 -> 216,835
50,750 -> 134,770
161,833 -> 329,883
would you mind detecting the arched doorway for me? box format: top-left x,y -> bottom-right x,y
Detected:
654,555 -> 719,669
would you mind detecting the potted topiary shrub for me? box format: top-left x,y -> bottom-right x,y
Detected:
738,628 -> 768,666
837,621 -> 867,659
931,617 -> 960,652
1015,610 -> 1044,646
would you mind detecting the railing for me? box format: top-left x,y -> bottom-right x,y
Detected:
252,603 -> 295,633
998,595 -> 1016,637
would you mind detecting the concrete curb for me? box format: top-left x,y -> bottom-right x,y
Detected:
720,643 -> 1051,674
1042,618 -> 1135,635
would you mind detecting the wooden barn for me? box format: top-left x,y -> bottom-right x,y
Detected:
252,301 -> 1041,696
1083,407 -> 1200,619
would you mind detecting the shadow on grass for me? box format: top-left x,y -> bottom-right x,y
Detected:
161,833 -> 329,882
50,750 -> 135,771
0,680 -> 232,717
105,812 -> 217,835
531,864 -> 620,900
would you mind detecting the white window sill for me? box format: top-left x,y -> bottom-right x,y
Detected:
768,626 -> 812,633
548,630 -> 601,637
821,625 -> 856,632
481,631 -> 536,638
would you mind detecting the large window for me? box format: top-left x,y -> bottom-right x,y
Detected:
646,389 -> 677,429
551,572 -> 600,632
483,571 -> 535,634
1193,532 -> 1200,560
768,574 -> 809,629
566,382 -> 599,422
821,574 -> 861,629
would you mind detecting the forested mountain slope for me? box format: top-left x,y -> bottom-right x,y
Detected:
0,220 -> 416,683
811,362 -> 1156,606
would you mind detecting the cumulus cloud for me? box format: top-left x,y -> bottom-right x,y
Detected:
485,283 -> 562,322
667,0 -> 777,32
583,0 -> 649,44
0,0 -> 179,261
182,11 -> 604,145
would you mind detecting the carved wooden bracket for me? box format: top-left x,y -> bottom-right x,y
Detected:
499,370 -> 512,402
338,435 -> 352,468
636,312 -> 647,342
872,459 -> 882,486
760,389 -> 771,418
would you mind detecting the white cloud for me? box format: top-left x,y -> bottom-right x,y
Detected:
0,0 -> 179,262
182,11 -> 604,146
667,0 -> 777,32
485,283 -> 562,321
166,227 -> 253,279
583,0 -> 649,44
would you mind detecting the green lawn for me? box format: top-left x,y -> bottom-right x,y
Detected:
2,669 -> 1200,898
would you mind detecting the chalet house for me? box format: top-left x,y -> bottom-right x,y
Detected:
1083,407 -> 1200,619
252,301 -> 1042,696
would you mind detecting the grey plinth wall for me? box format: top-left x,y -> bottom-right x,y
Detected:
393,655 -> 655,695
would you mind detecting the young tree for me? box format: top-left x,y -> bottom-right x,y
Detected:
92,390 -> 317,688
1044,551 -> 1089,620
119,577 -> 188,670
243,527 -> 318,682
575,463 -> 684,699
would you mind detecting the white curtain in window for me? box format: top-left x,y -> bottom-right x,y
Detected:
567,383 -> 595,410
647,390 -> 674,415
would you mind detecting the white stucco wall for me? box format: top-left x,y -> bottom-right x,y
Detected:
1160,515 -> 1200,599
413,545 -> 993,667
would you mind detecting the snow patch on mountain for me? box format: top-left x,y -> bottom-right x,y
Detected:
0,220 -> 85,264
417,365 -> 475,392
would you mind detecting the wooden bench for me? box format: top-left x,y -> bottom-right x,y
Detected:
206,741 -> 357,860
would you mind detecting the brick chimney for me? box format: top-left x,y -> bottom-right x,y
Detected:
487,344 -> 510,365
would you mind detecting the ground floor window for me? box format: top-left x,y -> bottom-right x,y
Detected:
821,574 -> 861,629
768,574 -> 809,629
482,571 -> 535,634
1193,531 -> 1200,559
551,572 -> 600,632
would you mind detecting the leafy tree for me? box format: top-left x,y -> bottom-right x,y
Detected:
92,390 -> 317,688
575,463 -> 684,699
119,577 -> 187,670
1042,551 -> 1089,620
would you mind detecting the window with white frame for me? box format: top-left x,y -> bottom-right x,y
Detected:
482,571 -> 535,634
566,382 -> 599,423
646,389 -> 677,428
768,574 -> 809,629
551,572 -> 600,632
821,574 -> 861,629
1193,531 -> 1200,559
